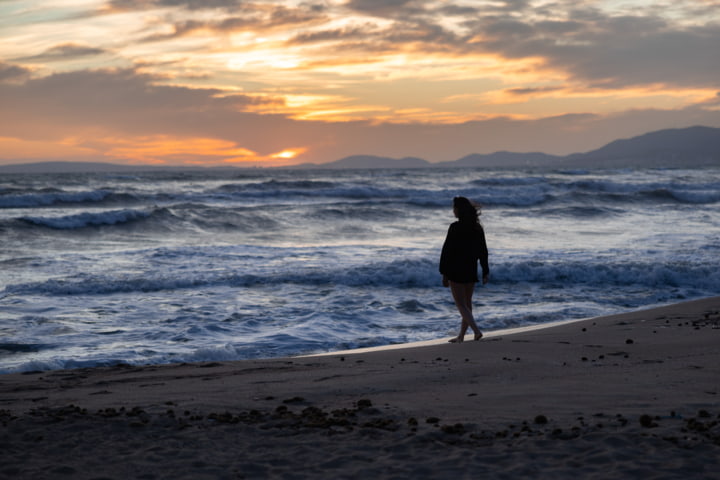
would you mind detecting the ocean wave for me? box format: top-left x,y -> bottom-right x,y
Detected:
170,204 -> 281,232
533,206 -> 624,218
11,204 -> 290,234
243,184 -> 401,201
470,188 -> 552,207
217,179 -> 338,192
2,356 -> 125,374
398,186 -> 553,208
20,209 -> 152,229
567,179 -> 635,193
640,188 -> 720,204
565,179 -> 720,205
4,256 -> 718,297
308,203 -> 401,221
0,343 -> 48,354
471,176 -> 548,186
0,189 -> 115,208
493,259 -> 720,290
472,177 -> 720,207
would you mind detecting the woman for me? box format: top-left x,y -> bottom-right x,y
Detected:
439,196 -> 489,343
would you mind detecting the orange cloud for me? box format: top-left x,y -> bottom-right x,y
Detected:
100,135 -> 259,165
86,135 -> 311,166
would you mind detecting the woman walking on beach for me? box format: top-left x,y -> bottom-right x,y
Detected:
439,196 -> 489,343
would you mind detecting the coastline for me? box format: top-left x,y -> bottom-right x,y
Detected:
305,315 -> 592,357
2,296 -> 719,478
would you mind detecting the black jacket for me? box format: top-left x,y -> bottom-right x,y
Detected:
439,221 -> 489,283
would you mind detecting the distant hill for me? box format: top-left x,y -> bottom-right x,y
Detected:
297,125 -> 720,170
1,126 -> 718,173
560,126 -> 720,169
446,151 -> 562,168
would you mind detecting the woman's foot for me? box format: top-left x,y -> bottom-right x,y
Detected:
448,336 -> 463,343
474,332 -> 483,341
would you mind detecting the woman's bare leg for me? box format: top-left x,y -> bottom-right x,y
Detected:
449,281 -> 482,342
463,283 -> 483,340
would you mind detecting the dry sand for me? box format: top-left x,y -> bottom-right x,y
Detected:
1,297 -> 719,479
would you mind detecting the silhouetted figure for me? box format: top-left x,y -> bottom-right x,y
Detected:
439,196 -> 489,342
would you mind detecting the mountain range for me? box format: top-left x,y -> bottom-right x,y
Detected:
1,126 -> 718,173
305,126 -> 720,170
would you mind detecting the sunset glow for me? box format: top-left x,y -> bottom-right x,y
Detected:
1,0 -> 719,166
271,148 -> 307,160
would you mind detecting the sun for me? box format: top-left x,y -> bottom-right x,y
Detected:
270,148 -> 306,160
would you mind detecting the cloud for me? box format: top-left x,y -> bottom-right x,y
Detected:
342,2 -> 720,91
0,66 -> 322,164
504,86 -> 565,97
0,67 -> 282,140
135,3 -> 328,41
0,62 -> 32,83
106,0 -> 244,11
287,25 -> 377,45
100,135 -> 261,165
89,0 -> 720,93
345,0 -> 422,15
463,8 -> 720,89
1,64 -> 718,167
16,43 -> 110,62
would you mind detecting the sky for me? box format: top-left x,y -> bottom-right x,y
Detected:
1,0 -> 719,167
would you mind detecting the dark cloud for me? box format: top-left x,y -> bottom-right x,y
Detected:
140,4 -> 327,41
567,25 -> 719,88
0,62 -> 33,83
534,20 -> 584,35
436,4 -> 478,17
336,0 -> 720,89
107,0 -> 329,14
287,16 -> 461,55
220,5 -> 324,30
568,27 -> 720,88
107,0 -> 243,11
288,26 -> 377,45
505,86 -> 564,96
483,18 -> 535,37
346,0 -> 420,14
0,67 -> 282,142
489,0 -> 534,13
15,43 -> 110,62
343,0 -> 441,20
463,10 -> 720,89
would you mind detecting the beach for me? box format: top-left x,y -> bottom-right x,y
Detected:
1,296 -> 719,479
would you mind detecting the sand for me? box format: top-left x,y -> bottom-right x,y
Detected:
1,297 -> 719,479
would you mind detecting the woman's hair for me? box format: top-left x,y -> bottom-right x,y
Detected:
453,196 -> 481,225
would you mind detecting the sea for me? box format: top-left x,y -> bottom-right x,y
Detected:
1,166 -> 719,373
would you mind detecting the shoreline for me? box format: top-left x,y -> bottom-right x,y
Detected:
2,296 -> 720,478
305,315 -> 593,357
2,295 -> 719,418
